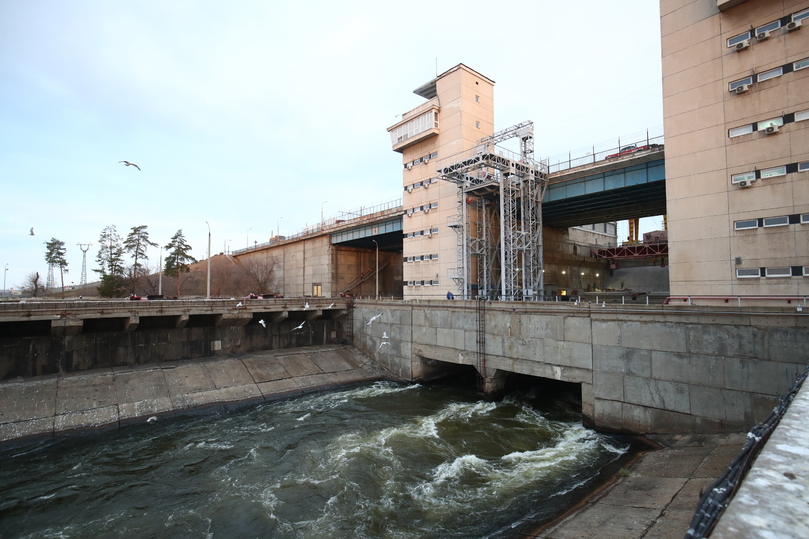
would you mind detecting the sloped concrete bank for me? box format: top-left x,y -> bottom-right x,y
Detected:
0,345 -> 391,446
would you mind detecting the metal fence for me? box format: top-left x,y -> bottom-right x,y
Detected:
546,127 -> 665,175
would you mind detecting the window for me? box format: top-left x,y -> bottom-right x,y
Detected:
731,171 -> 756,184
795,58 -> 809,71
796,110 -> 809,122
431,254 -> 439,260
728,31 -> 751,47
801,214 -> 809,224
757,117 -> 784,130
430,202 -> 439,209
761,166 -> 787,179
729,76 -> 753,91
734,219 -> 758,230
804,267 -> 809,277
312,284 -> 322,297
390,110 -> 438,145
757,67 -> 783,82
756,20 -> 781,34
800,162 -> 809,172
476,121 -> 480,128
430,152 -> 438,159
736,268 -> 761,278
729,124 -> 753,137
763,216 -> 789,227
794,8 -> 809,22
475,95 -> 480,102
765,267 -> 791,278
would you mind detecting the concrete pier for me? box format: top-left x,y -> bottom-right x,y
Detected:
0,345 -> 389,445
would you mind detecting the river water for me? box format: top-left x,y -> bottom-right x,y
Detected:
0,379 -> 631,538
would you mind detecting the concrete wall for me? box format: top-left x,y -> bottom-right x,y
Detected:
353,300 -> 808,434
0,318 -> 345,379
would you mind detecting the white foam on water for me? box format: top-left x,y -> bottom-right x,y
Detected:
296,413 -> 311,422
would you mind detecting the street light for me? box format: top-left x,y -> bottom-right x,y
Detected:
3,263 -> 8,297
206,221 -> 211,299
321,201 -> 328,226
246,228 -> 252,249
371,240 -> 378,299
277,217 -> 283,238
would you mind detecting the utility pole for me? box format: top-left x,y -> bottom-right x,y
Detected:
77,243 -> 91,285
206,221 -> 211,299
372,239 -> 379,299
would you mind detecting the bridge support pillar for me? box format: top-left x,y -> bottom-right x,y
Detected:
482,368 -> 508,398
175,314 -> 189,329
51,319 -> 83,337
271,311 -> 289,324
124,316 -> 139,332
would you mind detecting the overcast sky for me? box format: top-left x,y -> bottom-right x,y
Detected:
0,0 -> 663,291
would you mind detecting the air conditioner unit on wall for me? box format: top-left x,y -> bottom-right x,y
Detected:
765,125 -> 779,134
787,20 -> 802,31
734,84 -> 750,94
756,30 -> 771,40
735,39 -> 750,51
737,178 -> 757,187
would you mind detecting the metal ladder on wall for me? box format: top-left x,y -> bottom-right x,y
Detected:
343,297 -> 355,344
476,298 -> 487,389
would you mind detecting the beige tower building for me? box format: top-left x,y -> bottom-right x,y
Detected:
388,64 -> 495,299
661,0 -> 809,296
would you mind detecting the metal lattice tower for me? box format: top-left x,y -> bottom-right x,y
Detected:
77,243 -> 91,285
438,121 -> 548,300
46,263 -> 56,290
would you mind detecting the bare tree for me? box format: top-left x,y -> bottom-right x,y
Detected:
23,272 -> 42,297
241,254 -> 278,294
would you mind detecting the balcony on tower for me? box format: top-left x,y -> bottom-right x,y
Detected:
388,97 -> 440,153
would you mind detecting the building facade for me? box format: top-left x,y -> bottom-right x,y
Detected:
388,64 -> 495,299
661,0 -> 809,295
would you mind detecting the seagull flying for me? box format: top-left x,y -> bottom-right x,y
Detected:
292,321 -> 305,331
259,319 -> 266,328
304,302 -> 310,311
236,302 -> 243,307
366,313 -> 382,326
327,302 -> 335,309
29,228 -> 34,236
119,161 -> 141,170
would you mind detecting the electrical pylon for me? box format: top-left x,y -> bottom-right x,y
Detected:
77,243 -> 92,285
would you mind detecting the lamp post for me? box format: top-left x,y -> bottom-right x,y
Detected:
246,228 -> 252,250
3,263 -> 8,297
205,221 -> 211,299
371,240 -> 378,299
277,217 -> 283,238
321,201 -> 328,226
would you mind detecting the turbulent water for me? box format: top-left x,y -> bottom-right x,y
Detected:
0,380 -> 630,538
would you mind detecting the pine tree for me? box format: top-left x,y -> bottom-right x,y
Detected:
164,229 -> 197,297
95,225 -> 125,277
124,225 -> 158,287
44,238 -> 68,298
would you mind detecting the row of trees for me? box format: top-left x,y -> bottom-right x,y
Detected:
37,226 -> 279,299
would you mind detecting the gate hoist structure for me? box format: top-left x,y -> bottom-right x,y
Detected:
438,121 -> 549,301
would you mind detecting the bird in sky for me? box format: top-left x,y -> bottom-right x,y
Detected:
366,313 -> 382,326
259,319 -> 266,328
292,321 -> 305,331
119,161 -> 141,170
29,228 -> 34,236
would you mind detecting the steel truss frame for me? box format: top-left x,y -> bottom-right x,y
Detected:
439,121 -> 549,300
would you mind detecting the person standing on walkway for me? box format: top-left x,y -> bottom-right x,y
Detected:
447,291 -> 454,300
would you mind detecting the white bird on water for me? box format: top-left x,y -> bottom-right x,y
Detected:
259,319 -> 266,328
366,313 -> 382,326
292,321 -> 305,331
147,416 -> 157,423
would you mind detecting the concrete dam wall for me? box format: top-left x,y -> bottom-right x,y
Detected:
352,300 -> 808,434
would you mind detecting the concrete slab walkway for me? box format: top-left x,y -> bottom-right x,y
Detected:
537,433 -> 746,539
0,345 -> 389,445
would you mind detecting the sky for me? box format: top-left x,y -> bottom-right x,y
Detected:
0,0 -> 664,291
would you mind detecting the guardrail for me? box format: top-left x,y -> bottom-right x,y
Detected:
547,127 -> 664,174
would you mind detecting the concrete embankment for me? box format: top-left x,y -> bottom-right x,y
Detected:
0,345 -> 390,445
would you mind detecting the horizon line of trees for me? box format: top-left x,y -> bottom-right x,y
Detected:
28,225 -> 278,299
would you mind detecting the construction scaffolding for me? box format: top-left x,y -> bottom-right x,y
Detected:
439,121 -> 549,300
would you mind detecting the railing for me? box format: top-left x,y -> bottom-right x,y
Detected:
546,127 -> 664,175
400,97 -> 440,122
664,296 -> 809,306
233,198 -> 403,254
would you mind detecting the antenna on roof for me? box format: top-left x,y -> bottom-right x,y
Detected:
435,58 -> 438,76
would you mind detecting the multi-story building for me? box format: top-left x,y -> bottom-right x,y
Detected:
388,64 -> 495,299
661,0 -> 809,296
